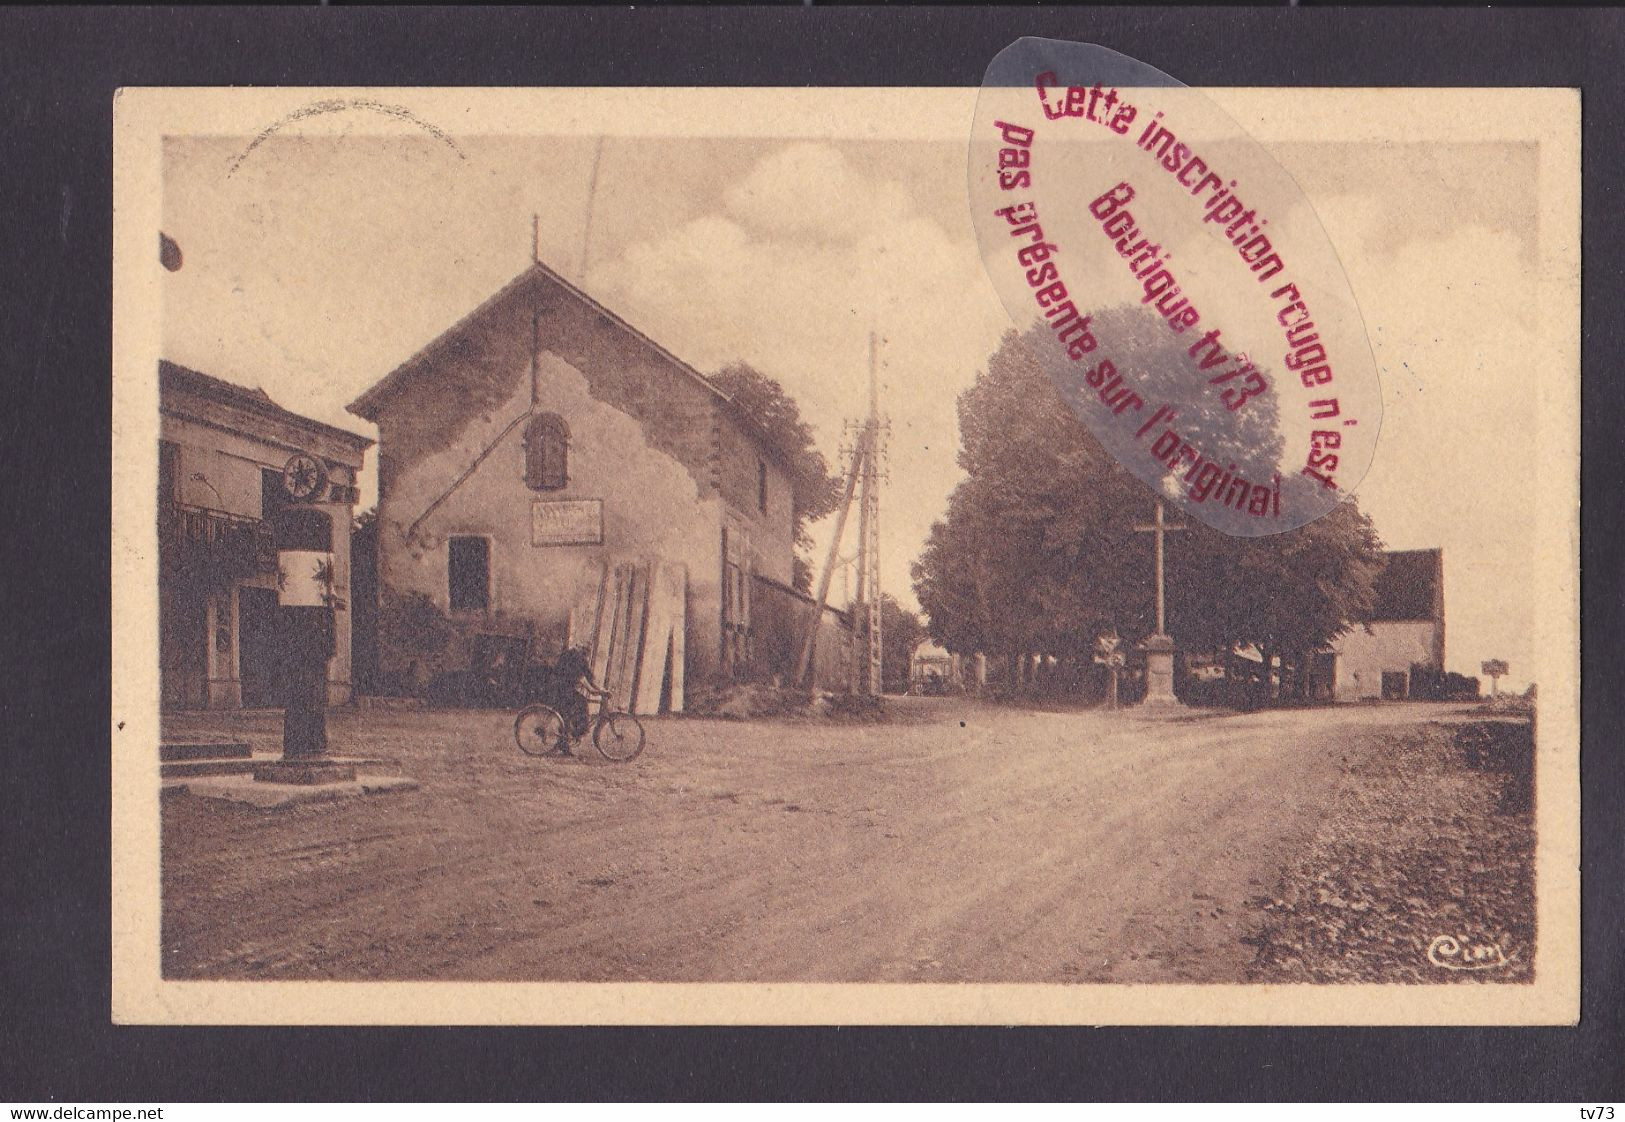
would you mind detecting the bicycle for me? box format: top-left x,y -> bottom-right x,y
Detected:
514,690 -> 647,763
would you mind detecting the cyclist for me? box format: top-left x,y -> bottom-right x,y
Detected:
551,645 -> 607,755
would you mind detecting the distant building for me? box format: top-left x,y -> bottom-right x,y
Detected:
158,361 -> 371,709
346,260 -> 854,711
909,643 -> 954,692
908,642 -> 987,694
1330,548 -> 1445,700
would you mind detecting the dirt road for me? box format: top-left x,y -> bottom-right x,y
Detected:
160,699 -> 1482,983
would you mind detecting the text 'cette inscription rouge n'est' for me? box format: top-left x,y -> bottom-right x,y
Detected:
970,38 -> 1382,536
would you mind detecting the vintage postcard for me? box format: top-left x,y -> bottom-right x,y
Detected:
110,79 -> 1579,1025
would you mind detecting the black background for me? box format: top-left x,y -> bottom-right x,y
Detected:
2,6 -> 1621,1103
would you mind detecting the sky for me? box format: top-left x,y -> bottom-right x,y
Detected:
160,114 -> 1547,688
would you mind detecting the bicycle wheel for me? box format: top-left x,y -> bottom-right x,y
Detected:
514,704 -> 567,757
593,711 -> 646,762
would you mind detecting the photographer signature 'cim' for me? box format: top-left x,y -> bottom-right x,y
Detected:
1427,933 -> 1512,971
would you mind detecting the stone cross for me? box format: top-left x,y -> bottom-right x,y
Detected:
1133,498 -> 1186,637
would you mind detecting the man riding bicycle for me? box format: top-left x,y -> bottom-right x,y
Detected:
551,645 -> 607,755
513,644 -> 647,763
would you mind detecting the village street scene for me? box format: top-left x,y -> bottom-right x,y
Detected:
150,104 -> 1544,988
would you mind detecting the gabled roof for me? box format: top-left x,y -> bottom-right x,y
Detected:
160,360 -> 373,451
1369,548 -> 1443,622
346,258 -> 732,422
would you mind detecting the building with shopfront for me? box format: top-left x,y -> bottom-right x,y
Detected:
158,360 -> 372,709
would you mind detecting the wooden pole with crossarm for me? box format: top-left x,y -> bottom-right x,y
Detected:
797,428 -> 871,687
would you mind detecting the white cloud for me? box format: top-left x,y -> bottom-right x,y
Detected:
722,142 -> 916,243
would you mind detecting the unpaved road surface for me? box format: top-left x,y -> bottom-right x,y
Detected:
161,699 -> 1485,982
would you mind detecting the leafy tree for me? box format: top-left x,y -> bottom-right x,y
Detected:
914,474 -> 1049,666
711,362 -> 842,547
915,312 -> 1385,699
916,325 -> 1147,674
1168,499 -> 1384,697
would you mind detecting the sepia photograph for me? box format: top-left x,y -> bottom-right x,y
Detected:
109,81 -> 1579,1026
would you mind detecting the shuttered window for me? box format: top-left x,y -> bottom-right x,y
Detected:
524,413 -> 570,492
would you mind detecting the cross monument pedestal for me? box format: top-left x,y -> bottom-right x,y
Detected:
1138,633 -> 1180,706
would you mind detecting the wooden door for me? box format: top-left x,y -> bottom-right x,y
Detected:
238,586 -> 288,708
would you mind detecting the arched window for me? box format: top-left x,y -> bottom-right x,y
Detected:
523,413 -> 569,492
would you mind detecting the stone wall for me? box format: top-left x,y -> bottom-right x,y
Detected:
747,574 -> 857,692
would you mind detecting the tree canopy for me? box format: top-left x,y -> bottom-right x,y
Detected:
913,314 -> 1386,680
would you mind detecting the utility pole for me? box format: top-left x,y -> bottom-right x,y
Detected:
835,551 -> 858,608
853,334 -> 879,610
854,331 -> 887,696
803,332 -> 887,694
796,430 -> 870,687
868,335 -> 884,695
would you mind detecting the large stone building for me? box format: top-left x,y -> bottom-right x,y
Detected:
346,260 -> 854,711
158,361 -> 371,709
1330,547 -> 1446,700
